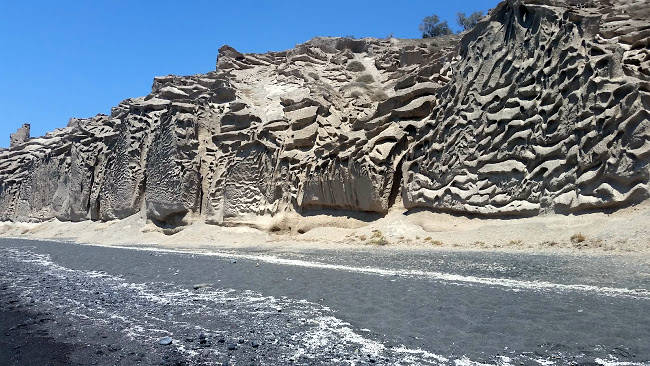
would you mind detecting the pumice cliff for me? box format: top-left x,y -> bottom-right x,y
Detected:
0,0 -> 648,227
403,0 -> 650,215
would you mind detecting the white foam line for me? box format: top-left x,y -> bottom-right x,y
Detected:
83,243 -> 650,300
2,246 -> 453,365
595,358 -> 647,366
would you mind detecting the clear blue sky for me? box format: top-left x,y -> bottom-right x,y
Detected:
0,0 -> 498,147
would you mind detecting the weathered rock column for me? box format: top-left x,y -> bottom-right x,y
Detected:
9,124 -> 30,148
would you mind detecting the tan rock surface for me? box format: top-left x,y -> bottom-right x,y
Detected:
0,0 -> 648,236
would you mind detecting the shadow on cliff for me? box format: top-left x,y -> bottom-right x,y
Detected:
299,208 -> 384,223
148,212 -> 188,235
403,206 -> 539,221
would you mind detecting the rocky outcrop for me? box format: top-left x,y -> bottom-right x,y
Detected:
1,0 -> 648,225
9,124 -> 30,148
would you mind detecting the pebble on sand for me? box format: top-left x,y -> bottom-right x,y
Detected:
158,336 -> 173,345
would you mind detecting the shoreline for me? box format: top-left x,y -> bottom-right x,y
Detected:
1,203 -> 649,259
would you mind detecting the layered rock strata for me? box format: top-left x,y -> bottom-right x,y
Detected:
1,0 -> 648,225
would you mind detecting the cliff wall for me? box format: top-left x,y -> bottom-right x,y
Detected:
1,0 -> 648,225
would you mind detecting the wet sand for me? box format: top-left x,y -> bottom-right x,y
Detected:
0,308 -> 75,366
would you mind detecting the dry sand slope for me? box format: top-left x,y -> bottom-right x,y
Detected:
1,199 -> 648,255
0,0 -> 649,241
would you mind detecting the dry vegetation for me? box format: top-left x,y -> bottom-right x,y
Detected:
423,237 -> 444,246
368,230 -> 389,246
570,233 -> 586,244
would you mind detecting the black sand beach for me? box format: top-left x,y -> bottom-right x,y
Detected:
1,238 -> 649,365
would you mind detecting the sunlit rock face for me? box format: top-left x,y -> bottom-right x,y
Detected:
0,0 -> 648,224
403,0 -> 650,215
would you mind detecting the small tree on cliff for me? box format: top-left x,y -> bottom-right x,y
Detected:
419,15 -> 452,38
457,11 -> 484,31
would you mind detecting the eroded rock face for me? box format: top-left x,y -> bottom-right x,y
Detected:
403,0 -> 650,215
9,124 -> 30,148
0,0 -> 648,224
